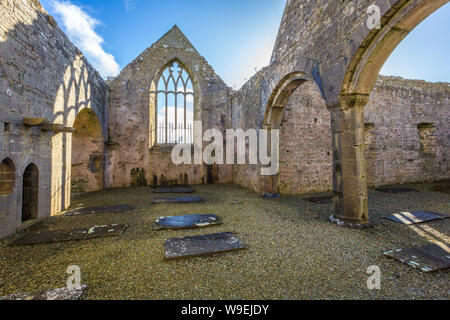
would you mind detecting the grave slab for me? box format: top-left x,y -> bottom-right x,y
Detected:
305,196 -> 333,204
164,232 -> 246,259
384,211 -> 450,225
375,186 -> 418,193
154,214 -> 222,230
0,285 -> 87,300
65,205 -> 135,216
9,224 -> 128,246
152,196 -> 205,204
384,244 -> 450,272
153,188 -> 195,194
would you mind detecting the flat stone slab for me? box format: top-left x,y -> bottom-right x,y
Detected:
305,196 -> 333,204
9,224 -> 128,246
384,211 -> 450,225
153,188 -> 195,194
65,205 -> 135,216
164,232 -> 246,259
152,196 -> 205,204
375,186 -> 418,193
384,244 -> 450,273
154,214 -> 222,230
0,285 -> 87,300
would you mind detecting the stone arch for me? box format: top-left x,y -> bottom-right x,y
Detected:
149,57 -> 201,148
261,73 -> 328,195
330,0 -> 448,227
263,72 -> 316,129
342,0 -> 448,96
22,163 -> 39,222
0,158 -> 16,195
71,108 -> 104,194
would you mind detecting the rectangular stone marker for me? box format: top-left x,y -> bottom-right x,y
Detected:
0,285 -> 87,300
375,186 -> 418,193
154,214 -> 222,230
384,211 -> 450,225
152,196 -> 205,204
65,205 -> 134,216
9,224 -> 128,246
164,232 -> 246,259
384,244 -> 450,273
153,188 -> 195,194
305,196 -> 333,204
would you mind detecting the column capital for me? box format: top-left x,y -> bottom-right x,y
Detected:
327,93 -> 370,111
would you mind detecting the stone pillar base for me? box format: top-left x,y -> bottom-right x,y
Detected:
329,215 -> 374,229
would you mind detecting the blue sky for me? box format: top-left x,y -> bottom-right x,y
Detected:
40,0 -> 450,88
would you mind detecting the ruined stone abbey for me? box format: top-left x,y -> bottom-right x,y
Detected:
1,0 -> 449,238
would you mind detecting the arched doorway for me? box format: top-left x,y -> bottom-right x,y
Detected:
0,158 -> 15,195
261,73 -> 327,195
71,109 -> 104,194
22,163 -> 39,222
278,81 -> 331,195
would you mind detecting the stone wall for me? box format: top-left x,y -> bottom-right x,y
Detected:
232,75 -> 449,195
232,68 -> 269,193
364,76 -> 450,186
0,0 -> 108,238
107,26 -> 232,188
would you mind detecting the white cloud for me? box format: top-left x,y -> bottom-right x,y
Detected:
52,1 -> 120,78
158,106 -> 194,126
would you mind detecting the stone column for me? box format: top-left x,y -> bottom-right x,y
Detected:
328,94 -> 371,228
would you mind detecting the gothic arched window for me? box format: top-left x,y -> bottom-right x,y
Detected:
152,60 -> 194,144
0,158 -> 15,195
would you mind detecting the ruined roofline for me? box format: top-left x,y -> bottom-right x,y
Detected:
153,25 -> 198,52
376,75 -> 450,93
111,25 -> 231,90
31,0 -> 107,85
114,24 -> 200,77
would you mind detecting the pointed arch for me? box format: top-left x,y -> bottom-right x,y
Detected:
22,163 -> 39,222
149,59 -> 195,146
263,72 -> 318,129
342,0 -> 448,96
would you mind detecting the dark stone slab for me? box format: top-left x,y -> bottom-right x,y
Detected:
384,211 -> 450,225
262,193 -> 280,199
384,244 -> 450,272
164,232 -> 246,259
375,186 -> 418,193
153,188 -> 195,194
0,285 -> 87,300
152,196 -> 205,204
9,224 -> 128,246
154,214 -> 222,230
65,205 -> 135,216
305,196 -> 333,204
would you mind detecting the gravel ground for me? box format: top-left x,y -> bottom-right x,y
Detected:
0,183 -> 449,300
